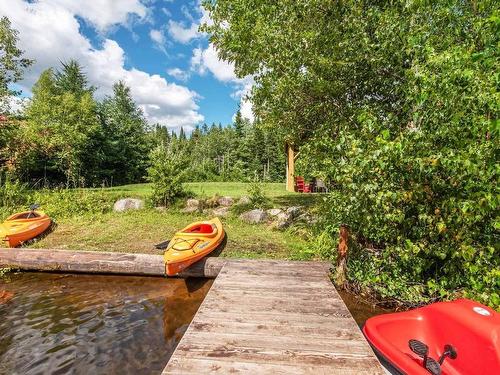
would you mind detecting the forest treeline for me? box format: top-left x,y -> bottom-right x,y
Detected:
0,15 -> 284,187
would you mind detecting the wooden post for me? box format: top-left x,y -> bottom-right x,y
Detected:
286,142 -> 295,192
334,225 -> 349,286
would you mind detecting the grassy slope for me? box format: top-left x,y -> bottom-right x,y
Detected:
31,182 -> 322,260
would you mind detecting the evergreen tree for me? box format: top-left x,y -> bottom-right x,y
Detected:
98,80 -> 149,184
179,126 -> 187,141
151,124 -> 171,146
54,60 -> 94,98
233,109 -> 245,137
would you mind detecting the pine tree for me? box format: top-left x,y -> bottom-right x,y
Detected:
233,109 -> 245,137
98,80 -> 149,184
54,60 -> 94,98
179,126 -> 187,141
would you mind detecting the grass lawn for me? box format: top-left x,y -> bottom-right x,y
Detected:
29,182 -> 325,261
108,182 -> 294,198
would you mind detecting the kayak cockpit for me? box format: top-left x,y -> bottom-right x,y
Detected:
8,211 -> 42,220
179,223 -> 218,237
363,299 -> 500,375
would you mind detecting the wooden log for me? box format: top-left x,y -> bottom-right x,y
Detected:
0,248 -> 331,278
0,248 -> 166,276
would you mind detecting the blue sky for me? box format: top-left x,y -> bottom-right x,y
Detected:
1,0 -> 253,132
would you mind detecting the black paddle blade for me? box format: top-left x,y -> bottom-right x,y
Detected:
155,240 -> 170,250
29,203 -> 40,211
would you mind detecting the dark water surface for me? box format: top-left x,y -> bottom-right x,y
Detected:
337,289 -> 391,326
0,273 -> 212,375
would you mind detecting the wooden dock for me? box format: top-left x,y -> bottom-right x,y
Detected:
163,259 -> 385,374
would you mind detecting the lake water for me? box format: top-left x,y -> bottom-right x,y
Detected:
0,273 -> 212,375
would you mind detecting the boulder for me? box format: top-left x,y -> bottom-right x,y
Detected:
113,198 -> 144,212
212,206 -> 231,217
296,213 -> 317,225
274,212 -> 293,229
205,195 -> 220,208
237,196 -> 251,205
267,208 -> 283,217
239,209 -> 268,224
182,206 -> 198,213
217,196 -> 234,207
182,199 -> 200,213
186,199 -> 200,208
286,206 -> 302,219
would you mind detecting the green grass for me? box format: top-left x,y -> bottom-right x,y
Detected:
108,182 -> 294,199
107,182 -> 324,208
25,182 -> 324,260
32,210 -> 316,260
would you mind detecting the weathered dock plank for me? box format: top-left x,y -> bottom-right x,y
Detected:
163,261 -> 384,374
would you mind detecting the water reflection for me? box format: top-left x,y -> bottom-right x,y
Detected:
0,272 -> 211,374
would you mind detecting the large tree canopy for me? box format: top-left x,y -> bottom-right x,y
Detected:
204,0 -> 499,308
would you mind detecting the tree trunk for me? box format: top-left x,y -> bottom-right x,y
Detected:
334,225 -> 349,286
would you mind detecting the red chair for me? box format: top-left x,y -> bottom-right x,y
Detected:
294,176 -> 305,192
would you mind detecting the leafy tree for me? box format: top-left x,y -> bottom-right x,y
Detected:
21,68 -> 100,186
204,0 -> 500,308
0,16 -> 33,171
0,16 -> 33,114
147,143 -> 188,206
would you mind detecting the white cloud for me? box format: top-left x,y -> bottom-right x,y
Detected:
191,44 -> 255,122
149,29 -> 165,45
167,68 -> 190,82
149,28 -> 168,55
168,20 -> 199,43
239,98 -> 254,122
167,1 -> 212,44
6,96 -> 29,115
50,0 -> 147,31
0,0 -> 204,130
191,44 -> 237,82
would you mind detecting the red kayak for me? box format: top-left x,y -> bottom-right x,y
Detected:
363,299 -> 499,375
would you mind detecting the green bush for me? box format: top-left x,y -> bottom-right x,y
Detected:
0,174 -> 29,215
247,179 -> 271,208
147,144 -> 188,206
31,189 -> 120,218
0,173 -> 124,219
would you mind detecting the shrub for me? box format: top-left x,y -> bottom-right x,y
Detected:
0,174 -> 29,213
147,144 -> 188,206
247,179 -> 271,208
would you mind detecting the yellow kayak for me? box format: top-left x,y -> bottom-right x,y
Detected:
164,218 -> 224,276
0,207 -> 51,248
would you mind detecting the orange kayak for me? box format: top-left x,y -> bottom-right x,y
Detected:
163,218 -> 224,276
0,210 -> 52,248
